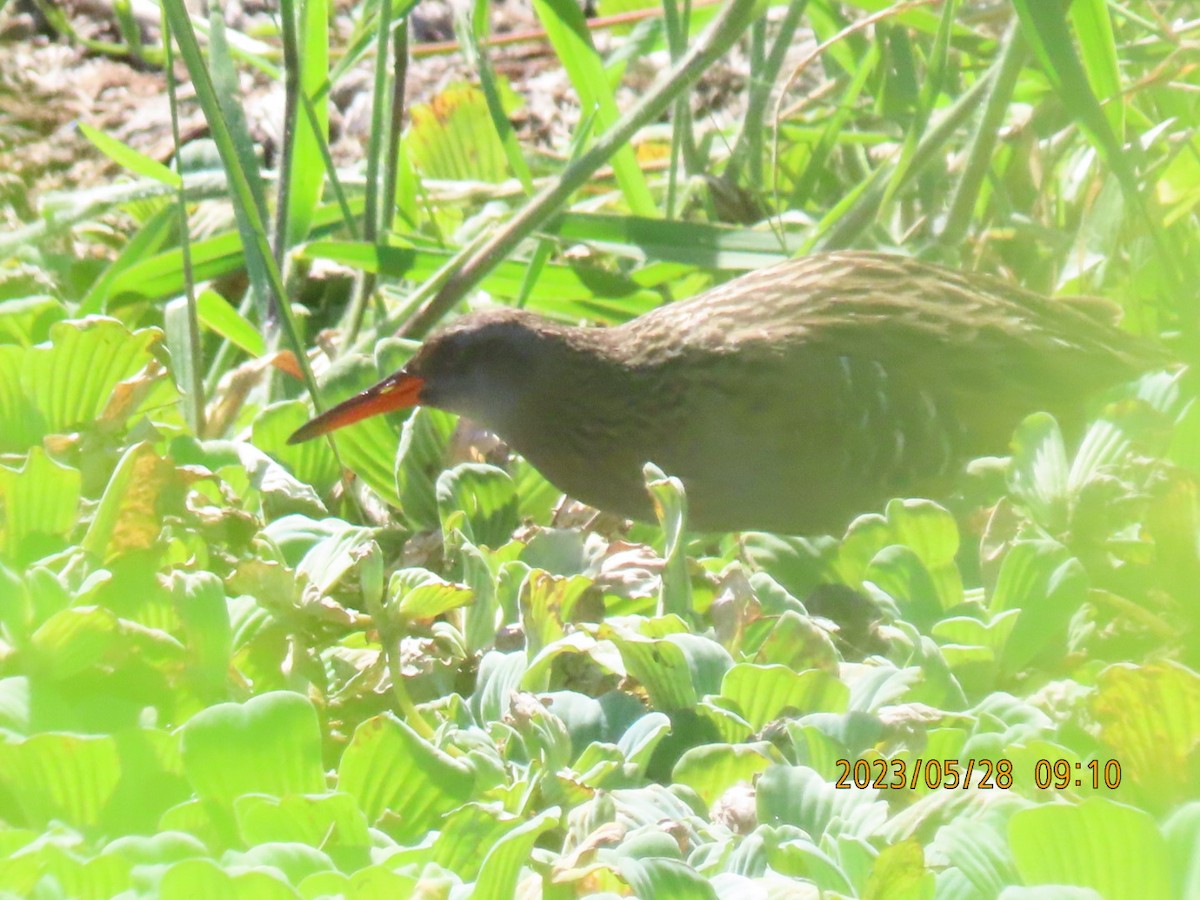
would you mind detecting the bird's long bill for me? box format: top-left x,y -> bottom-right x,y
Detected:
287,370 -> 425,444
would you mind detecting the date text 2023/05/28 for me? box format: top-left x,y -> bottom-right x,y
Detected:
833,758 -> 1123,791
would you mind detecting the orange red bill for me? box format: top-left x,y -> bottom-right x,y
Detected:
287,371 -> 425,444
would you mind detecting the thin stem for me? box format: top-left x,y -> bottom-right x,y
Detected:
401,0 -> 765,339
940,23 -> 1026,244
274,0 -> 300,271
162,6 -> 206,436
347,0 -> 395,342
381,19 -> 410,237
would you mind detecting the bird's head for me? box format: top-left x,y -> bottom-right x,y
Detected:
287,308 -> 552,445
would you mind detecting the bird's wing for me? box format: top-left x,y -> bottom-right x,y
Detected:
639,252 -> 1166,393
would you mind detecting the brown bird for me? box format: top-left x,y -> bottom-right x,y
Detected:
289,252 -> 1167,534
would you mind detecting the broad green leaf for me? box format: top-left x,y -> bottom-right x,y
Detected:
0,674 -> 31,734
836,512 -> 895,585
180,691 -> 326,806
757,764 -> 887,840
0,346 -> 42,452
0,447 -> 81,562
884,498 -> 963,609
234,841 -> 334,884
535,689 -> 644,759
672,741 -> 778,807
885,499 -> 959,565
510,455 -> 561,524
234,792 -> 371,865
430,804 -> 524,881
473,649 -> 530,725
1008,798 -> 1171,899
520,631 -> 598,694
388,568 -> 474,622
395,405 -> 458,531
752,609 -> 840,673
337,713 -> 475,841
1164,802 -> 1200,900
741,532 -> 839,604
158,797 -> 225,849
296,521 -> 374,594
468,809 -> 559,900
437,463 -> 519,549
720,664 -> 849,730
459,540 -> 509,653
566,742 -> 623,791
252,400 -> 341,493
299,866 -> 422,898
28,606 -> 122,681
0,733 -> 121,829
928,816 -> 1016,898
82,442 -> 175,562
24,317 -> 162,438
404,84 -> 511,184
618,712 -> 672,776
1008,413 -> 1070,531
519,569 -> 593,658
158,858 -> 298,899
615,856 -> 716,899
694,697 -> 753,745
38,845 -> 133,900
932,611 -> 1019,664
763,829 -> 855,893
865,545 -> 942,631
101,830 -> 209,867
990,540 -> 1087,676
598,624 -> 732,710
1092,661 -> 1200,805
167,571 -> 232,703
0,295 -> 66,346
864,839 -> 934,899
601,627 -> 704,710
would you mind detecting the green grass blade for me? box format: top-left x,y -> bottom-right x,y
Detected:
282,0 -> 330,248
78,124 -> 180,187
530,0 -> 657,217
161,0 -> 322,407
1069,0 -> 1124,142
405,0 -> 767,337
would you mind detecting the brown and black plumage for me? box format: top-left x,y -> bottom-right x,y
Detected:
290,252 -> 1168,533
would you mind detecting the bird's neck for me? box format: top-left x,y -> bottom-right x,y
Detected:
483,324 -> 658,519
503,325 -> 636,438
